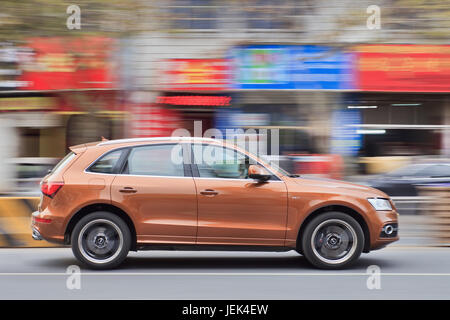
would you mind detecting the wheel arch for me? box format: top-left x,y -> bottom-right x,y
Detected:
64,203 -> 137,251
296,204 -> 371,254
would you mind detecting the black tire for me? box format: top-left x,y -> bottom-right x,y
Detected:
71,211 -> 131,269
301,212 -> 364,269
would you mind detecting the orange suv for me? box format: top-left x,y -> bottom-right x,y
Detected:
31,137 -> 399,269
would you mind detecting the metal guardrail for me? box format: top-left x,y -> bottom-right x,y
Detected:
391,196 -> 436,204
418,186 -> 450,245
390,196 -> 436,215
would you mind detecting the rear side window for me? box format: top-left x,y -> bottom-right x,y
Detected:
51,152 -> 75,175
125,144 -> 184,177
89,149 -> 124,174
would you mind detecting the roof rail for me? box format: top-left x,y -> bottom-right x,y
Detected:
98,136 -> 219,146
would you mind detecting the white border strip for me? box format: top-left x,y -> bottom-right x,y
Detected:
0,272 -> 450,276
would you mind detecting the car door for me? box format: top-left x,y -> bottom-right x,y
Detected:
191,143 -> 288,246
111,143 -> 198,244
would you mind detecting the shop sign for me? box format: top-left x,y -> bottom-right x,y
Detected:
355,44 -> 450,92
18,37 -> 117,90
130,104 -> 181,138
162,59 -> 229,91
157,95 -> 231,106
230,46 -> 290,89
229,45 -> 355,90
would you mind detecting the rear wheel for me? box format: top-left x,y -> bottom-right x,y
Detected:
71,212 -> 131,269
301,212 -> 364,269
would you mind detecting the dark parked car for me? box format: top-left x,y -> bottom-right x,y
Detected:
367,163 -> 450,197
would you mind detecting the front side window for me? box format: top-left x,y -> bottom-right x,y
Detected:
125,144 -> 185,177
193,144 -> 252,179
89,149 -> 124,174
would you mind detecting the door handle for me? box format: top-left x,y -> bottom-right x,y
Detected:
119,187 -> 137,193
200,189 -> 218,196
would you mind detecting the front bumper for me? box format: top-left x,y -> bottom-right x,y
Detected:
369,209 -> 400,250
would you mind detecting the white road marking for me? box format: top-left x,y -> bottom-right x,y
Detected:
0,272 -> 449,276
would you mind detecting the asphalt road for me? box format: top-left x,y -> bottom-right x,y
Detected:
0,247 -> 449,299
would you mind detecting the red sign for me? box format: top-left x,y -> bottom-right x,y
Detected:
18,37 -> 117,90
130,104 -> 181,138
162,59 -> 229,91
157,95 -> 231,106
356,44 -> 450,92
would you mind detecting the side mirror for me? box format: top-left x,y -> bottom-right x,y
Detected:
248,164 -> 271,182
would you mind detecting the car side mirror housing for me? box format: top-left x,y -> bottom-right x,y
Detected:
248,164 -> 271,182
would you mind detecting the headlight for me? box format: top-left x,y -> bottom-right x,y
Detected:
368,198 -> 392,211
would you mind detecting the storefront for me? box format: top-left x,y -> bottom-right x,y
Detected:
156,92 -> 233,136
0,36 -> 121,192
131,58 -> 233,138
14,36 -> 121,155
211,44 -> 356,177
348,93 -> 444,156
221,47 -> 345,166
351,44 -> 450,173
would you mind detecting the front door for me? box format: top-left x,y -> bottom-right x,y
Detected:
191,143 -> 288,246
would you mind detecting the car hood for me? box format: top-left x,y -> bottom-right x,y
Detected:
289,176 -> 389,198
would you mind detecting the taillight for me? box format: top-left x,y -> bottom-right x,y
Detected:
34,217 -> 52,224
41,181 -> 64,198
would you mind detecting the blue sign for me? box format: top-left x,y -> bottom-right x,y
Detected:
230,45 -> 291,89
229,45 -> 355,90
330,109 -> 361,156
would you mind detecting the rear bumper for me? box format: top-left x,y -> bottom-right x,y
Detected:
31,227 -> 43,240
31,211 -> 65,244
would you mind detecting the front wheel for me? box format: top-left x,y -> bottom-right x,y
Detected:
71,212 -> 131,269
301,212 -> 364,269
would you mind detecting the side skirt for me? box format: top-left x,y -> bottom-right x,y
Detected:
136,244 -> 295,252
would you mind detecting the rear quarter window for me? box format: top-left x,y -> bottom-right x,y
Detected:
88,149 -> 125,174
51,152 -> 76,175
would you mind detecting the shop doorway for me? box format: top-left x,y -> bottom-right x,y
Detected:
178,111 -> 214,137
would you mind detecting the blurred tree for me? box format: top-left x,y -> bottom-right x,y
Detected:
1,0 -> 448,42
390,0 -> 450,40
0,0 -> 148,41
331,0 -> 450,43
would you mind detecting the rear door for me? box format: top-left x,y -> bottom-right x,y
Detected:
111,143 -> 198,244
